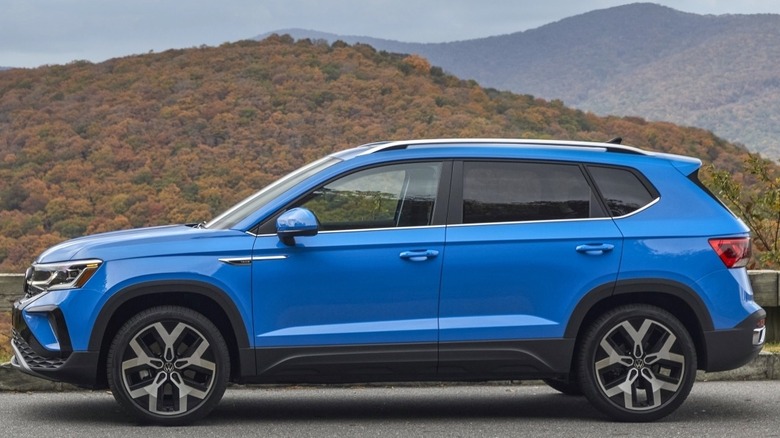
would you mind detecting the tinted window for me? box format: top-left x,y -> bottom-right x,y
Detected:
462,161 -> 601,224
588,166 -> 656,216
298,162 -> 441,231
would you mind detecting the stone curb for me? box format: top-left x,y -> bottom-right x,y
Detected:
2,352 -> 779,392
0,361 -> 80,392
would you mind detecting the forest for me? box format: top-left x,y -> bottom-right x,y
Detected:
0,35 -> 763,272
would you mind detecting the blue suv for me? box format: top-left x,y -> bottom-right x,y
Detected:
11,139 -> 765,424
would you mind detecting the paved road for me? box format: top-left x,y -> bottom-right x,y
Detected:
1,382 -> 777,437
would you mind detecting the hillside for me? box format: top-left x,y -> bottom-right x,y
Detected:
0,36 -> 756,272
265,3 -> 780,158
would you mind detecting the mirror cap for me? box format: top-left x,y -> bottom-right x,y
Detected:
276,207 -> 319,237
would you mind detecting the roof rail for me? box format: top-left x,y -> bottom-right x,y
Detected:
357,138 -> 647,156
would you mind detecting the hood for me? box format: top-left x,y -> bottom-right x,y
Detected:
36,225 -> 243,264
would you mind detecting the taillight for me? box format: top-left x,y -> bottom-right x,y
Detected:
709,238 -> 751,268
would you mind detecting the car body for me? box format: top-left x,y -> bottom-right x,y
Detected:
11,139 -> 765,424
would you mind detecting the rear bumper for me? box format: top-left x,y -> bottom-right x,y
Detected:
703,308 -> 766,372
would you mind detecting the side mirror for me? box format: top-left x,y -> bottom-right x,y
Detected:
276,207 -> 319,246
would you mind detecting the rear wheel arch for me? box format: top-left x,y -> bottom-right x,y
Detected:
89,281 -> 251,388
566,280 -> 712,370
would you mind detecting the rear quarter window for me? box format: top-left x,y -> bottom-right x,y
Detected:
588,166 -> 658,217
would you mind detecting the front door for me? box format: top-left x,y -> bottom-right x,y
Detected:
251,161 -> 447,379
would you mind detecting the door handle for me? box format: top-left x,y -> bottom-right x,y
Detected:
575,244 -> 615,255
399,250 -> 440,262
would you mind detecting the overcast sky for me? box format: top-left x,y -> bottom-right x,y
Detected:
2,0 -> 779,68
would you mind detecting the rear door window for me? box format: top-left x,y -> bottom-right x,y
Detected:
461,161 -> 605,224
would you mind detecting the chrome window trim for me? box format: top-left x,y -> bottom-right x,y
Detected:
611,196 -> 661,220
449,197 -> 660,228
316,224 -> 446,235
449,216 -> 615,228
248,224 -> 446,238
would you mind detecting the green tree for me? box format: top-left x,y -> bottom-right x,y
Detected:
709,154 -> 780,268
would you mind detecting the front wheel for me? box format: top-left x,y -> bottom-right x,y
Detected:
107,306 -> 230,425
577,304 -> 697,422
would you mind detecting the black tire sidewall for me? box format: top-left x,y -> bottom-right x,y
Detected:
577,304 -> 697,422
106,305 -> 230,426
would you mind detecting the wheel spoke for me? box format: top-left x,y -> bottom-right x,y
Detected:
644,334 -> 681,365
127,370 -> 168,410
121,338 -> 164,372
170,371 -> 209,401
174,338 -> 216,372
595,338 -> 634,371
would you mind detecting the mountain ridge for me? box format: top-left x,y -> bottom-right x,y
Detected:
260,3 -> 780,158
0,36 -> 755,271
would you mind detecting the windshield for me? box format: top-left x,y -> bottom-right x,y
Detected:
205,156 -> 341,230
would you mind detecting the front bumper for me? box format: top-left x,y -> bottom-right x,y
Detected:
11,299 -> 100,388
703,308 -> 766,372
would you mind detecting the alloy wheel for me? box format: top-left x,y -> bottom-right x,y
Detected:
578,304 -> 696,421
593,317 -> 685,410
108,306 -> 229,425
120,321 -> 216,415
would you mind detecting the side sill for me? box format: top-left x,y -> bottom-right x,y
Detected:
242,339 -> 575,384
438,339 -> 575,380
247,343 -> 437,384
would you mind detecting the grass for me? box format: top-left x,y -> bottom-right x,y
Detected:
763,343 -> 780,354
0,312 -> 10,363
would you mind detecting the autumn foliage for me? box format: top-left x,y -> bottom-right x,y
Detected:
0,36 -> 761,272
0,312 -> 10,361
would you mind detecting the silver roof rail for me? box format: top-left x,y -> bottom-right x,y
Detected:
357,138 -> 648,156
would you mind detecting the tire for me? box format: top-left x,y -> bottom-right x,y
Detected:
107,306 -> 230,426
577,304 -> 697,422
543,377 -> 582,396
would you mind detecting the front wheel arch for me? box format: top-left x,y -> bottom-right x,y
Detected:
90,281 -> 251,388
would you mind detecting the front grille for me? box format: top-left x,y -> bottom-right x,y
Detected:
11,329 -> 66,369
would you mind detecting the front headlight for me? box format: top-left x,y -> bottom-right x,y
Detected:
24,259 -> 103,298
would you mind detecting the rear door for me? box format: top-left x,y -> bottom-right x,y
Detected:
438,160 -> 623,372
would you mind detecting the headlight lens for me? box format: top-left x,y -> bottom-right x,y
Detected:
24,259 -> 103,297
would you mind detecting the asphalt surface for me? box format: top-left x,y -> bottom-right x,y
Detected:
0,382 -> 777,437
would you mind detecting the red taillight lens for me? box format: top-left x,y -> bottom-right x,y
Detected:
709,238 -> 751,268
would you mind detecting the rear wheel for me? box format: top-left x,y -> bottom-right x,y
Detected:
107,306 -> 230,426
577,304 -> 696,422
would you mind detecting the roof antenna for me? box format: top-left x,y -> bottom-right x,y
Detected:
606,137 -> 623,144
